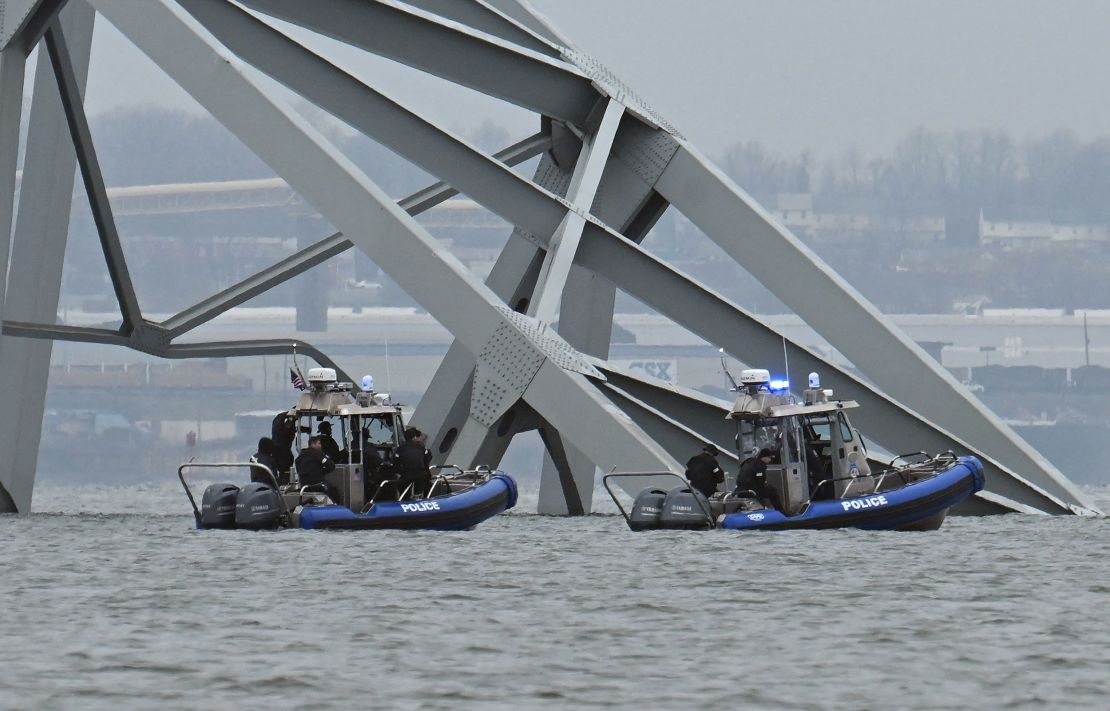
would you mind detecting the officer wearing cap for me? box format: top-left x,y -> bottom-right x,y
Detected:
316,420 -> 341,461
685,443 -> 724,498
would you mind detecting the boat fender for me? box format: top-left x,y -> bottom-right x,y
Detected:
235,482 -> 285,530
659,486 -> 713,530
200,482 -> 240,529
629,488 -> 668,531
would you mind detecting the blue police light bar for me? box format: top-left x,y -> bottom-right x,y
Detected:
768,379 -> 790,391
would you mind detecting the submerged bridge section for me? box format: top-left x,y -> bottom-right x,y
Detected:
0,0 -> 1097,516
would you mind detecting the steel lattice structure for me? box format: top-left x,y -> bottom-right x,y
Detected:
0,0 -> 1096,516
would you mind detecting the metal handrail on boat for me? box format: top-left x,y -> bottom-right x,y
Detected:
177,461 -> 285,522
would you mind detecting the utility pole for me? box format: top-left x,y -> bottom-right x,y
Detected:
1083,312 -> 1091,367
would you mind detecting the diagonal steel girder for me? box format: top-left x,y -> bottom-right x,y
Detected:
236,0 -> 598,126
397,0 -> 562,57
44,19 -> 142,330
91,0 -> 681,479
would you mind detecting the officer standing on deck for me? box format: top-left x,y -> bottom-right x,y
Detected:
685,444 -> 724,498
735,448 -> 775,503
296,436 -> 339,501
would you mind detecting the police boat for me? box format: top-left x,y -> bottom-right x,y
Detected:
177,368 -> 517,531
603,369 -> 985,532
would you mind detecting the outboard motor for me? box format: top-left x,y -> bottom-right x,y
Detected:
234,482 -> 285,530
659,486 -> 713,530
200,483 -> 240,529
629,488 -> 668,531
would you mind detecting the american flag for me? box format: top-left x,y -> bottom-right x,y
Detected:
290,368 -> 306,390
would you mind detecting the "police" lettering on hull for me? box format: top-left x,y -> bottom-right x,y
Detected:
400,501 -> 441,513
841,495 -> 889,512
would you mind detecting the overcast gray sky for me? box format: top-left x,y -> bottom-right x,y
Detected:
75,0 -> 1110,161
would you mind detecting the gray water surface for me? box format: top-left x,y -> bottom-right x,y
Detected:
2,484 -> 1109,710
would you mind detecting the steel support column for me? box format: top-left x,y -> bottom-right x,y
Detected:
0,43 -> 26,512
0,0 -> 93,513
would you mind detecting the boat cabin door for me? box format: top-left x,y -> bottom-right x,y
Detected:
829,411 -> 870,497
766,416 -> 807,515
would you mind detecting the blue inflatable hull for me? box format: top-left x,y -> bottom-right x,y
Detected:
297,473 -> 517,531
720,456 -> 985,531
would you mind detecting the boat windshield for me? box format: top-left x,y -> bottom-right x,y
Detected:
736,418 -> 781,459
363,414 -> 398,446
803,414 -> 832,445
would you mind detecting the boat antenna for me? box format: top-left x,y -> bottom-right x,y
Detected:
719,348 -> 739,391
782,335 -> 791,388
384,329 -> 393,394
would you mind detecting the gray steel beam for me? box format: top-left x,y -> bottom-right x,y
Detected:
93,0 -> 680,479
398,0 -> 561,57
0,0 -> 51,50
2,320 -> 353,382
236,0 -> 597,125
536,424 -> 584,515
0,0 -> 93,513
530,98 -> 622,323
0,45 -> 26,317
0,42 -> 26,512
44,19 -> 142,330
159,131 -> 551,339
655,140 -> 1094,512
411,231 -> 546,457
481,0 -> 573,49
177,0 -> 571,240
596,362 -> 737,453
596,379 -> 739,470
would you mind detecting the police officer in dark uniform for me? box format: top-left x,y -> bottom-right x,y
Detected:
316,420 -> 341,461
735,448 -> 775,503
270,411 -> 296,483
394,427 -> 432,498
296,436 -> 339,501
251,437 -> 278,483
685,444 -> 724,498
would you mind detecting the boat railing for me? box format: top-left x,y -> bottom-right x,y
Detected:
812,451 -> 961,501
367,465 -> 496,506
177,461 -> 285,522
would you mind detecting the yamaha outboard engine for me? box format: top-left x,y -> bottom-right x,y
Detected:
659,486 -> 713,530
200,483 -> 240,529
235,482 -> 285,530
629,488 -> 668,531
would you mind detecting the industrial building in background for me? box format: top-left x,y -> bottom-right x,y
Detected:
0,0 -> 1097,516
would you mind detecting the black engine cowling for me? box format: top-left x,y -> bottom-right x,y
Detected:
659,486 -> 713,529
629,488 -> 668,531
200,483 -> 240,529
235,482 -> 285,530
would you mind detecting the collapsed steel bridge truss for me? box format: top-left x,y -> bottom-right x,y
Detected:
0,0 -> 1095,515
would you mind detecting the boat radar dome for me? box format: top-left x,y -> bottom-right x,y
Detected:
362,374 -> 374,392
306,367 -> 337,386
739,368 -> 771,394
809,372 -> 820,388
739,369 -> 771,386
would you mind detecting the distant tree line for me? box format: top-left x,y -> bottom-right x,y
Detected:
721,128 -> 1110,223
